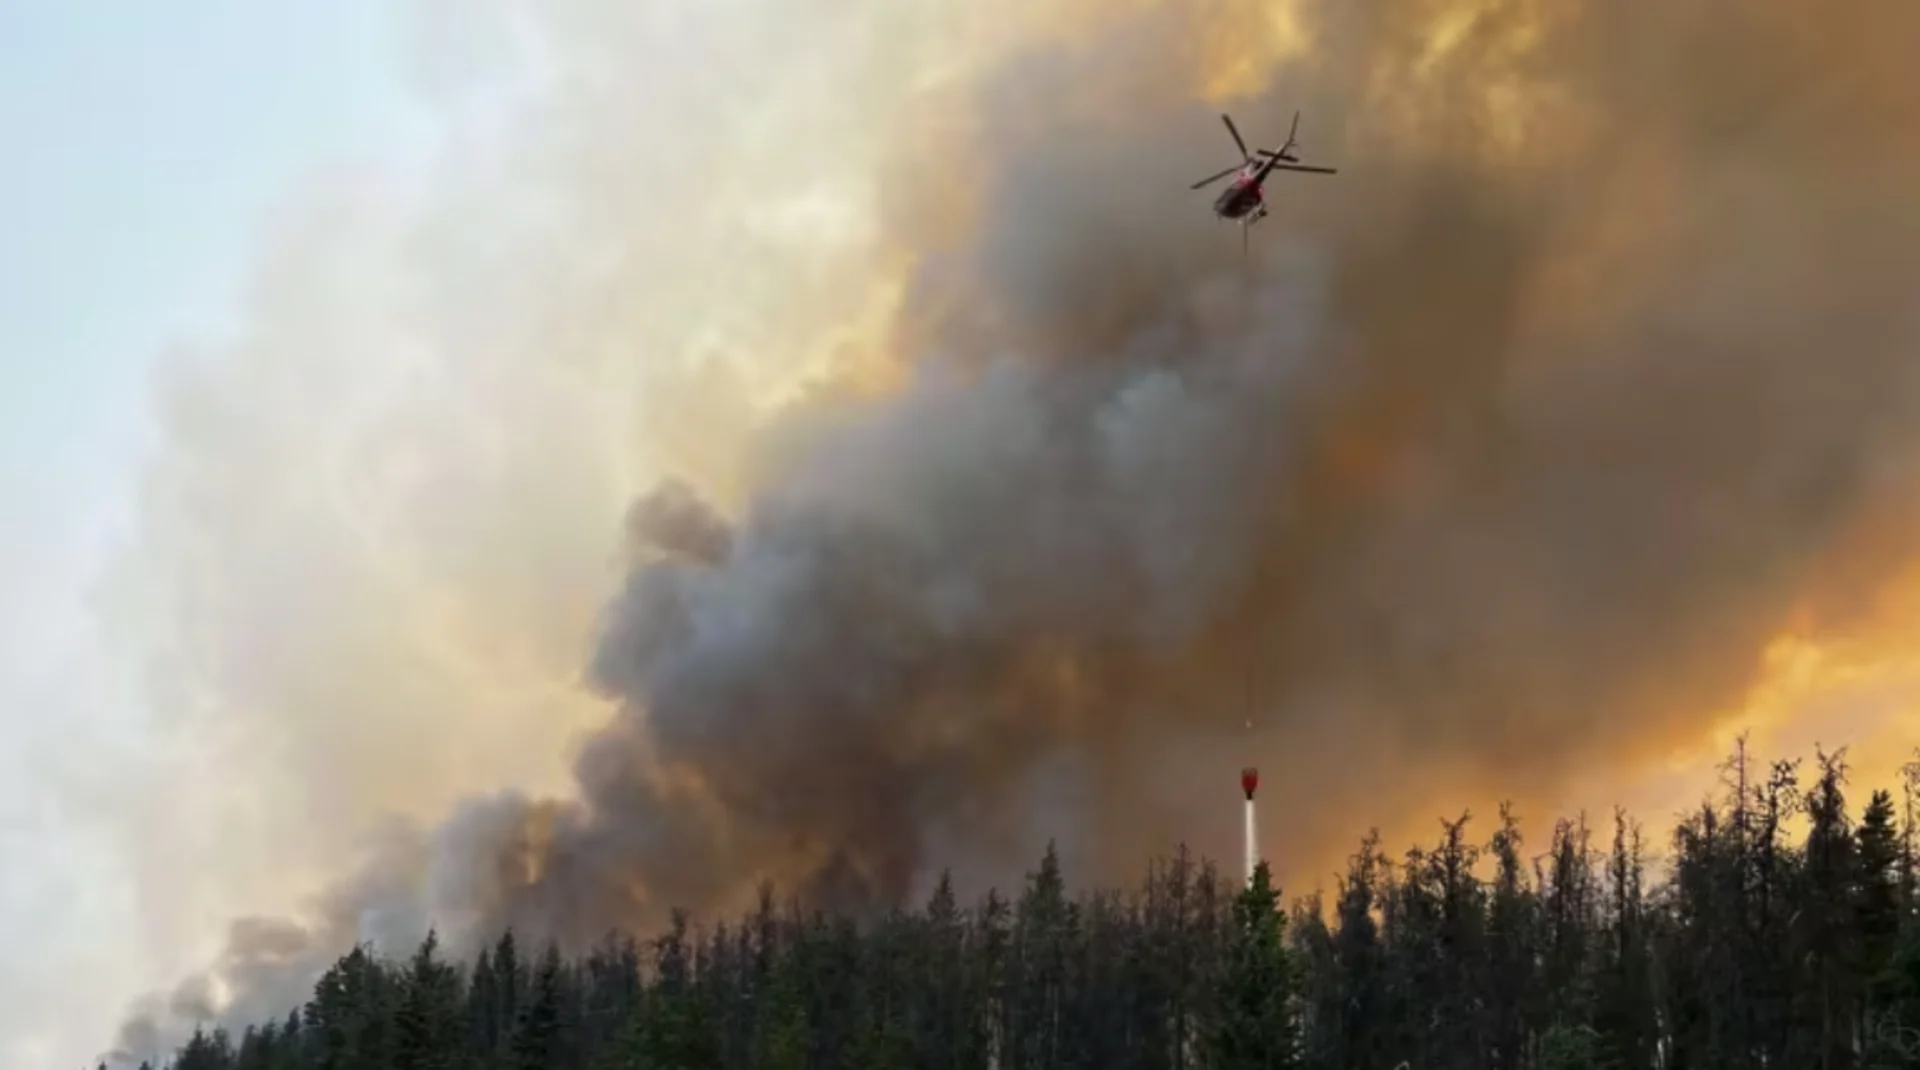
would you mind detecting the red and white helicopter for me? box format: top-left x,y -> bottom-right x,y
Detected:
1189,111 -> 1337,255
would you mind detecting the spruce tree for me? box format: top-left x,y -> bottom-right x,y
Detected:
627,911 -> 720,1070
1860,791 -> 1905,985
509,947 -> 564,1070
1796,749 -> 1860,1070
1208,861 -> 1298,1070
394,930 -> 463,1070
171,1026 -> 235,1070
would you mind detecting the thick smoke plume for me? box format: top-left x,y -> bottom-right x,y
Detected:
103,0 -> 1920,1060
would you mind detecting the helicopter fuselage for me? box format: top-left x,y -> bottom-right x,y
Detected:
1212,174 -> 1267,221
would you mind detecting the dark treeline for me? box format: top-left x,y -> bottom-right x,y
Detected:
125,742 -> 1920,1070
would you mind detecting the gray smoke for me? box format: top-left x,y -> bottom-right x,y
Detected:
105,0 -> 1920,1061
624,479 -> 734,565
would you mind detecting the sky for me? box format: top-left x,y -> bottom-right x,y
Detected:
0,2 -> 427,1063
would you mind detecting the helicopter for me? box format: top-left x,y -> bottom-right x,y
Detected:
1189,111 -> 1337,255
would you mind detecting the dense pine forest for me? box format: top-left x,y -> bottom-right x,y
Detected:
126,744 -> 1920,1070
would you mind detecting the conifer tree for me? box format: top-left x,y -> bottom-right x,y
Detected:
171,1026 -> 235,1070
626,910 -> 719,1070
395,930 -> 463,1070
509,947 -> 564,1070
1486,807 -> 1536,1070
1208,861 -> 1297,1070
1859,791 -> 1904,995
1796,749 -> 1860,1070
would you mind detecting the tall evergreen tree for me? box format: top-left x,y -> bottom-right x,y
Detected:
509,947 -> 565,1070
1796,749 -> 1860,1070
625,910 -> 719,1070
1207,861 -> 1297,1070
1594,810 -> 1655,1070
304,944 -> 393,1070
1486,808 -> 1536,1070
395,930 -> 464,1070
1859,791 -> 1904,995
171,1027 -> 235,1070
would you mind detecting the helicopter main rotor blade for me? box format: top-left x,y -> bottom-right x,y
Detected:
1251,149 -> 1336,183
1189,166 -> 1241,189
1220,114 -> 1250,160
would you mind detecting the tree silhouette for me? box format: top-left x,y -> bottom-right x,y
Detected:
120,741 -> 1920,1070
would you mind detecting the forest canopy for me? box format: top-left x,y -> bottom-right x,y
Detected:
119,742 -> 1920,1070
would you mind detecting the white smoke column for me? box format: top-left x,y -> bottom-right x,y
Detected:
1244,797 -> 1258,884
1241,766 -> 1259,884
